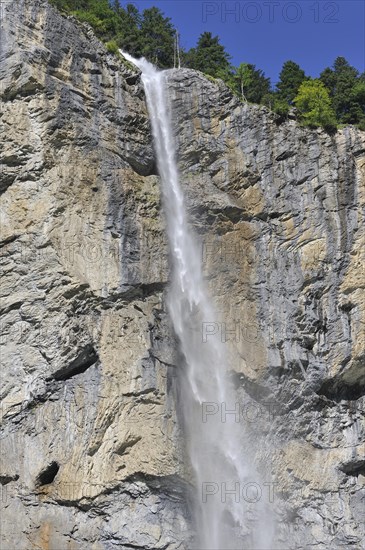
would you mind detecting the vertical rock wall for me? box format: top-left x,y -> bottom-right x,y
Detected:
169,69 -> 365,549
1,2 -> 188,548
0,1 -> 364,548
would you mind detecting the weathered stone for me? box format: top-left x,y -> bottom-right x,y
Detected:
0,0 -> 364,548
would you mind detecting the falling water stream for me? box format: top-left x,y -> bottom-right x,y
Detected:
121,52 -> 274,550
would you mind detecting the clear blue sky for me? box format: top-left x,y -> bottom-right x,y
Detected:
128,0 -> 364,85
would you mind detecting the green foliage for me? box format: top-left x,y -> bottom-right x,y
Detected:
114,4 -> 143,57
320,57 -> 365,125
276,60 -> 307,103
50,0 -> 90,10
233,63 -> 271,104
352,78 -> 365,129
106,39 -> 118,54
49,1 -> 364,132
50,0 -> 176,68
71,9 -> 105,33
234,63 -> 252,101
261,91 -> 291,120
184,32 -> 232,78
272,98 -> 290,119
204,74 -> 218,84
260,92 -> 274,109
139,7 -> 175,68
71,0 -> 119,40
294,79 -> 337,131
357,119 -> 365,131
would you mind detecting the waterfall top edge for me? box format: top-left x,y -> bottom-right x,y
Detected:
120,50 -> 156,74
119,50 -> 191,78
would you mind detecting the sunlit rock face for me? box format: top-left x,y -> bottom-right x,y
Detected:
168,69 -> 365,549
0,1 -> 364,549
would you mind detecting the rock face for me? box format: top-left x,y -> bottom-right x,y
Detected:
0,1 -> 364,549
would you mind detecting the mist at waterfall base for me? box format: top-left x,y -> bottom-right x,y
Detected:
121,51 -> 275,550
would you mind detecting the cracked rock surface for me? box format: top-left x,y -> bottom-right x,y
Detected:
0,1 -> 364,549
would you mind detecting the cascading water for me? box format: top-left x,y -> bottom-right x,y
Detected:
122,52 -> 274,550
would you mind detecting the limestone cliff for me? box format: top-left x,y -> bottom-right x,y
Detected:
0,1 -> 364,549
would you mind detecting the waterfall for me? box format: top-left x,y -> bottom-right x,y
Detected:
121,52 -> 274,550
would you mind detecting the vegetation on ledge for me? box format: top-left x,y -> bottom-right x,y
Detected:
49,0 -> 365,132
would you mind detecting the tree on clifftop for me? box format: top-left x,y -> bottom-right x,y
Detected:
115,3 -> 143,57
294,79 -> 337,131
185,32 -> 232,79
139,7 -> 176,68
276,60 -> 307,104
234,63 -> 271,103
320,57 -> 365,126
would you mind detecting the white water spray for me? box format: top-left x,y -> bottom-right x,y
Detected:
122,52 -> 274,549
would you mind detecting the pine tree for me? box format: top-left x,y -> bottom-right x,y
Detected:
48,1 -> 365,129
276,60 -> 307,104
320,57 -> 364,125
351,76 -> 365,129
140,7 -> 175,68
115,3 -> 142,56
294,79 -> 337,131
185,32 -> 232,79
